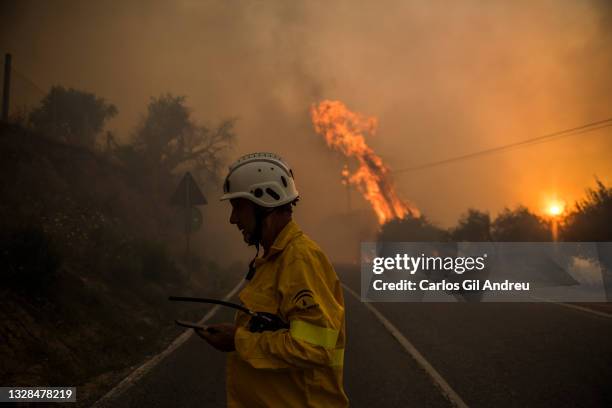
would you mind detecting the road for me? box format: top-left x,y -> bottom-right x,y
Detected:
95,264 -> 612,407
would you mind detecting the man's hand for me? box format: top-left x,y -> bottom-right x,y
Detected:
195,323 -> 237,352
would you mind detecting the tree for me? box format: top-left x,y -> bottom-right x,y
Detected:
29,86 -> 117,148
561,180 -> 612,301
379,215 -> 448,242
451,209 -> 492,241
491,206 -> 550,241
133,94 -> 235,182
562,179 -> 612,241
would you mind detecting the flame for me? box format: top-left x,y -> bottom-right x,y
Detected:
310,100 -> 419,225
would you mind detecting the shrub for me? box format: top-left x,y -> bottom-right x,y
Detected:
0,226 -> 61,294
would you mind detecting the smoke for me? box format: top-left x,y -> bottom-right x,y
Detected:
1,0 -> 611,263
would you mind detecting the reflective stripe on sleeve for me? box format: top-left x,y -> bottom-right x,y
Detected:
289,320 -> 339,349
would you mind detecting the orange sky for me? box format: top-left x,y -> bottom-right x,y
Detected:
1,0 -> 611,262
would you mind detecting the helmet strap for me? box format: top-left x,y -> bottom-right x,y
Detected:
245,205 -> 273,280
246,243 -> 259,280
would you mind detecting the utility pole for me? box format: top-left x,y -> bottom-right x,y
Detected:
346,183 -> 351,213
341,164 -> 351,214
2,53 -> 11,122
185,172 -> 191,275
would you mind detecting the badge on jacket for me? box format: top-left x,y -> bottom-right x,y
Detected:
292,289 -> 319,310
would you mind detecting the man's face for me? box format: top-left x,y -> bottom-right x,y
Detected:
229,198 -> 257,244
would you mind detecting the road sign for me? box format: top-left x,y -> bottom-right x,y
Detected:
170,172 -> 207,278
171,172 -> 207,207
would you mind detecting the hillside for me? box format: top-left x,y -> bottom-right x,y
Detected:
0,123 -> 240,405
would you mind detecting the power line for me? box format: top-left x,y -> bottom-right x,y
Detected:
393,118 -> 612,174
11,66 -> 47,96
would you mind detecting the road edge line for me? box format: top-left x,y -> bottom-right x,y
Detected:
343,283 -> 469,408
92,280 -> 244,407
530,297 -> 612,319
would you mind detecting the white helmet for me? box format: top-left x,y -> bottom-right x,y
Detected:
220,152 -> 299,208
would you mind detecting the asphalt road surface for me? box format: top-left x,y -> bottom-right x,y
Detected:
95,264 -> 612,407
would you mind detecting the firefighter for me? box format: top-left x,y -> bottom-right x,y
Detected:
196,152 -> 349,407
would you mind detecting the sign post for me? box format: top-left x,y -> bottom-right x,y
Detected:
171,172 -> 207,278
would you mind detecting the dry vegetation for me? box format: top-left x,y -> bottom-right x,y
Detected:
0,123 -> 240,405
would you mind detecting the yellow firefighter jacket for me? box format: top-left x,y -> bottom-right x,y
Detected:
227,220 -> 349,407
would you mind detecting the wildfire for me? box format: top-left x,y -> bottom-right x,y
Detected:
310,100 -> 419,225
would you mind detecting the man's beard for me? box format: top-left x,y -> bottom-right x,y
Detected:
242,229 -> 258,246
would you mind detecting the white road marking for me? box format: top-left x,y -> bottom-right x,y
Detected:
530,296 -> 612,319
93,280 -> 245,407
343,283 -> 469,408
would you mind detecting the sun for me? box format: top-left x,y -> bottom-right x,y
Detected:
547,201 -> 565,217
